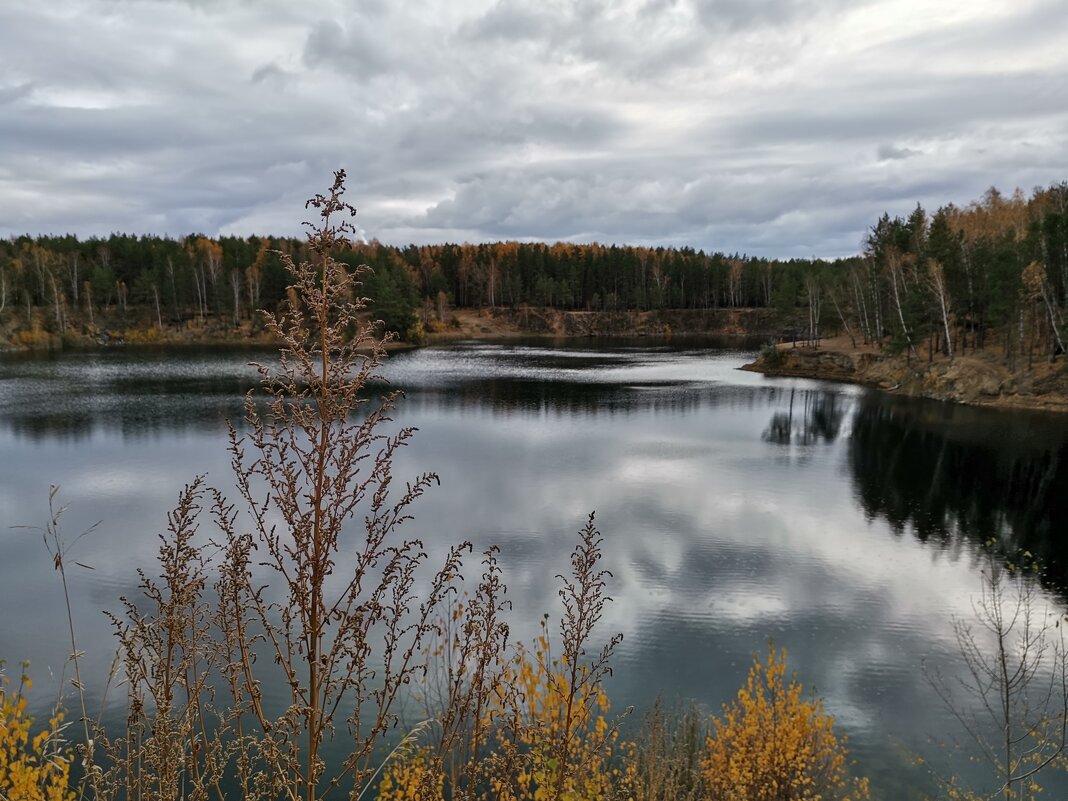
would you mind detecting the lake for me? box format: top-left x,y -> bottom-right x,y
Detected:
1,339 -> 1067,799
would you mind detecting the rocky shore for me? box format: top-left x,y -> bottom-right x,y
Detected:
742,338 -> 1068,414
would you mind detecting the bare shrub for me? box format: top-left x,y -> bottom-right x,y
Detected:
924,547 -> 1068,801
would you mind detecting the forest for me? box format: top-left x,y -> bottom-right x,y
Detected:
1,183 -> 1066,365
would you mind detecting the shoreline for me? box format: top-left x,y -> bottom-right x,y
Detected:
1,305 -> 779,353
8,310 -> 1065,415
741,337 -> 1068,414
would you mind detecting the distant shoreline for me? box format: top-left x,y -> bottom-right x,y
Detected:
0,305 -> 780,353
10,308 -> 1065,416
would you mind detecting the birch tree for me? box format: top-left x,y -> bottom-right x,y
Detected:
1022,261 -> 1065,358
927,258 -> 954,358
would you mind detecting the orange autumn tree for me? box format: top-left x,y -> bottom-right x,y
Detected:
702,648 -> 869,801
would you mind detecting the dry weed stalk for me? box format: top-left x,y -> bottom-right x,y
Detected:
83,171 -> 476,801
632,700 -> 706,801
548,513 -> 626,801
105,480 -> 221,801
426,547 -> 511,798
223,169 -> 470,801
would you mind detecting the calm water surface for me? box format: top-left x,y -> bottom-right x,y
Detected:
1,340 -> 1066,799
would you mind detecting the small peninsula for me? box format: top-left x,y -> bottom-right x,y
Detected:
743,335 -> 1068,413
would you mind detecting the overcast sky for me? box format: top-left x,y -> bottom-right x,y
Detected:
1,0 -> 1066,257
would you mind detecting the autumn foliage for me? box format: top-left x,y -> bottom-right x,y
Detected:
702,648 -> 869,801
378,621 -> 635,801
495,630 -> 634,801
376,650 -> 626,801
0,666 -> 75,801
378,643 -> 871,801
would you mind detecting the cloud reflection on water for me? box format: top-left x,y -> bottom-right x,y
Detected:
1,342 -> 1065,798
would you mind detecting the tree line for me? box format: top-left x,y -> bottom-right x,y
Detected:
1,183 -> 1066,356
0,231 -> 827,337
830,183 -> 1068,365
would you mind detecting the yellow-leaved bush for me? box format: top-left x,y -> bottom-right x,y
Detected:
377,748 -> 443,801
0,666 -> 75,801
701,648 -> 869,801
491,627 -> 636,801
378,623 -> 636,801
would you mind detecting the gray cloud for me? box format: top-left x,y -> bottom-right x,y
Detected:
0,82 -> 34,106
303,19 -> 395,80
877,144 -> 921,161
0,0 -> 1065,257
250,62 -> 293,86
464,2 -> 552,42
691,0 -> 872,33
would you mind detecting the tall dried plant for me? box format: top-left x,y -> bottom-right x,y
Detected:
87,171 -> 476,801
226,168 -> 473,801
547,513 -> 625,801
631,699 -> 707,801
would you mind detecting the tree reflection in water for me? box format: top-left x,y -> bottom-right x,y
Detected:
762,388 -> 847,446
846,393 -> 1068,591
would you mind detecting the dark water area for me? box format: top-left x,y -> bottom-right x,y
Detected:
1,340 -> 1067,799
849,393 -> 1068,591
